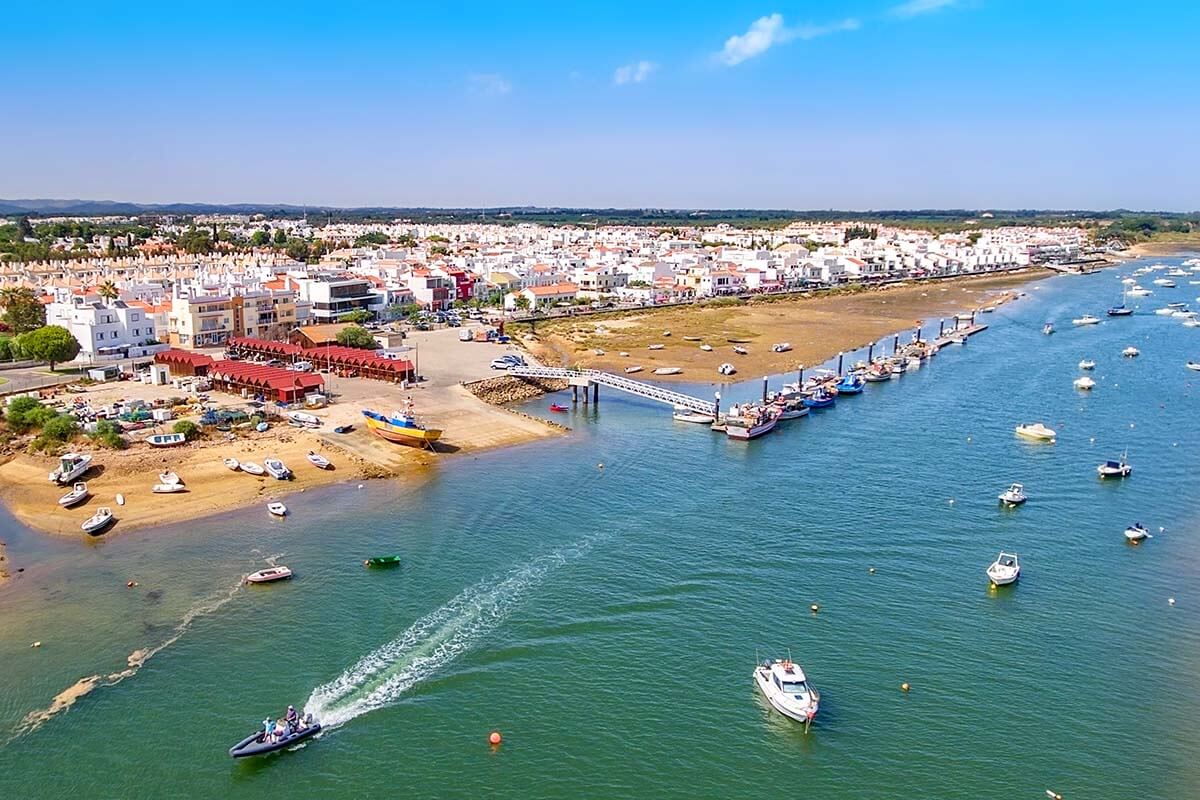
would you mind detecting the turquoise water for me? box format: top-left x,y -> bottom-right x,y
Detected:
3,260 -> 1200,798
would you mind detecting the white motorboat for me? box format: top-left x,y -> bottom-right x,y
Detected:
81,507 -> 115,535
240,461 -> 266,476
146,432 -> 187,447
1015,423 -> 1056,441
593,348 -> 605,356
267,502 -> 288,517
1122,346 -> 1140,357
305,450 -> 332,469
263,458 -> 292,480
287,411 -> 322,428
158,471 -> 182,486
662,330 -> 671,337
1187,362 -> 1200,371
1073,376 -> 1095,390
1097,453 -> 1132,478
624,366 -> 643,374
672,406 -> 716,424
1078,359 -> 1096,370
648,344 -> 665,350
771,342 -> 793,353
1152,278 -> 1176,287
986,552 -> 1021,586
1121,277 -> 1136,285
1183,319 -> 1200,328
57,481 -> 89,508
1042,322 -> 1055,335
998,483 -> 1027,506
1124,523 -> 1150,543
717,363 -> 737,376
753,658 -> 819,725
49,453 -> 92,485
1127,286 -> 1151,297
152,483 -> 186,494
223,458 -> 241,471
1072,315 -> 1101,326
1172,310 -> 1195,318
618,351 -> 629,357
1154,307 -> 1175,316
699,344 -> 713,352
652,367 -> 682,375
1168,268 -> 1189,277
246,566 -> 292,584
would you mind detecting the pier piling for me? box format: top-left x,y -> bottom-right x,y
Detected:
592,383 -> 599,404
868,343 -> 874,362
837,352 -> 844,374
761,376 -> 769,403
572,385 -> 579,403
893,334 -> 900,354
938,319 -> 945,336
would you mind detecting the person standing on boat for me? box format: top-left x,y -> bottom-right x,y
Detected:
262,718 -> 274,742
285,705 -> 298,732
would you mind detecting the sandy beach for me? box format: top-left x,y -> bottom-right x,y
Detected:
1128,240 -> 1200,257
521,270 -> 1047,381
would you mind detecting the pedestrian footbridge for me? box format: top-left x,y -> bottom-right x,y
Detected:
506,366 -> 715,414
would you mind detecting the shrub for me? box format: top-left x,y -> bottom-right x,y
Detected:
173,420 -> 200,441
41,414 -> 79,443
90,419 -> 128,449
4,396 -> 56,433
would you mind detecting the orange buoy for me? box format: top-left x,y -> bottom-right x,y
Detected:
489,731 -> 502,745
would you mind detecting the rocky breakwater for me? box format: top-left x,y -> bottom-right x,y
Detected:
464,375 -> 569,405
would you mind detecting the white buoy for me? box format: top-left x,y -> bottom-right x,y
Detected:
1169,598 -> 1176,606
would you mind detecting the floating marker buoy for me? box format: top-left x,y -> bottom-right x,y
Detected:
810,604 -> 820,613
489,731 -> 502,745
966,436 -> 972,443
1159,527 -> 1165,533
948,498 -> 955,505
126,580 -> 137,588
31,641 -> 41,648
901,682 -> 910,692
357,484 -> 364,489
598,463 -> 604,469
868,567 -> 876,574
1089,437 -> 1095,444
1169,598 -> 1176,606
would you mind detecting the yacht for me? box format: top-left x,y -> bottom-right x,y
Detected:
1072,314 -> 1101,326
1128,286 -> 1152,297
998,483 -> 1027,506
986,552 -> 1021,586
753,658 -> 820,725
1078,359 -> 1096,370
1152,278 -> 1176,287
1015,423 -> 1056,441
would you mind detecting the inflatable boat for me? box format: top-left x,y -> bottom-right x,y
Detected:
228,721 -> 321,758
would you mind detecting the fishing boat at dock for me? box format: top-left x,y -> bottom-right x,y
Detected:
724,404 -> 778,440
362,401 -> 442,448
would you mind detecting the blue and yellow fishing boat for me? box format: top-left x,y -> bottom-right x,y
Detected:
362,403 -> 442,448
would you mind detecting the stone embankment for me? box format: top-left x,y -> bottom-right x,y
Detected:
463,375 -> 568,405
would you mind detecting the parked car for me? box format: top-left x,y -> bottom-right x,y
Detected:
490,358 -> 513,370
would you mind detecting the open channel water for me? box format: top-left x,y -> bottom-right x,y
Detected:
2,258 -> 1199,799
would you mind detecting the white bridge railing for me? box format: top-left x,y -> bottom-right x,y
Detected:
507,366 -> 715,414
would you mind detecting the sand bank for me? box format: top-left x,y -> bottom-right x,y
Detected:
522,270 -> 1045,381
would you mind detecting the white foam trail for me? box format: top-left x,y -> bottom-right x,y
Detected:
306,536 -> 598,729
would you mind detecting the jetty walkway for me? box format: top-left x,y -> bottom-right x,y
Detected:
507,366 -> 716,414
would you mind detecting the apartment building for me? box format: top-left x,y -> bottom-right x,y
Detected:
46,294 -> 168,359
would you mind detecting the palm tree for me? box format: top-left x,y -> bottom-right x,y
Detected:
0,285 -> 28,311
513,295 -> 531,312
97,280 -> 119,302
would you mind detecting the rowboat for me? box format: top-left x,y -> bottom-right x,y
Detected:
332,424 -> 354,434
288,411 -> 322,428
241,462 -> 266,476
624,366 -> 643,374
246,566 -> 292,584
147,433 -> 186,447
672,406 -> 716,424
699,344 -> 713,351
771,342 -> 792,352
223,458 -> 241,471
549,404 -> 569,413
364,555 -> 402,568
267,502 -> 287,517
648,344 -> 665,350
81,507 -> 115,535
652,367 -> 682,375
362,403 -> 442,448
732,346 -> 748,355
58,481 -> 89,508
305,451 -> 332,469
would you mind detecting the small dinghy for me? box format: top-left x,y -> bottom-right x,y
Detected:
152,483 -> 187,494
1124,523 -> 1151,543
1078,359 -> 1096,370
548,404 -> 569,413
246,566 -> 292,584
267,502 -> 288,517
224,458 -> 241,471
648,344 -> 665,350
717,363 -> 737,376
228,716 -> 320,758
159,471 -> 182,486
618,351 -> 630,357
1073,376 -> 1095,390
732,346 -> 748,355
241,462 -> 266,476
332,424 -> 354,434
58,481 -> 89,508
305,451 -> 332,469
699,344 -> 713,352
998,483 -> 1027,506
624,365 -> 643,374
771,342 -> 793,353
1187,362 -> 1200,372
255,422 -> 269,433
652,367 -> 682,375
364,555 -> 403,568
986,552 -> 1020,586
1123,346 -> 1140,357
81,507 -> 115,535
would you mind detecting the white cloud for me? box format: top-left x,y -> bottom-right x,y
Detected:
467,73 -> 512,96
715,13 -> 860,67
891,0 -> 958,17
613,60 -> 658,85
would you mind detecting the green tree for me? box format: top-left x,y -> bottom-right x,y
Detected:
335,325 -> 378,349
1,286 -> 46,334
513,295 -> 531,312
178,227 -> 213,254
17,217 -> 34,239
250,230 -> 270,247
172,419 -> 201,441
0,334 -> 17,361
285,238 -> 310,262
15,325 -> 81,370
97,280 -> 119,301
273,229 -> 288,246
41,414 -> 79,442
355,232 -> 389,246
4,396 -> 55,432
341,309 -> 373,324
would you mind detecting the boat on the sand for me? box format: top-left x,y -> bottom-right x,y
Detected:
81,507 -> 115,535
58,481 -> 89,508
241,462 -> 266,476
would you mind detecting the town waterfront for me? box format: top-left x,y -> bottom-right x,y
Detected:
2,261 -> 1199,798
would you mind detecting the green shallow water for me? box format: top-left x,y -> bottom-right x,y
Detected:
3,260 -> 1200,798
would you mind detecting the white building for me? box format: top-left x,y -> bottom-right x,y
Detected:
46,294 -> 168,360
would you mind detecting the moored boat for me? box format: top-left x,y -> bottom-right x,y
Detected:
81,507 -> 115,535
753,658 -> 819,725
1042,322 -> 1055,334
58,481 -> 89,508
802,388 -> 835,409
1122,346 -> 1140,357
834,373 -> 864,395
1073,376 -> 1095,390
1124,523 -> 1150,543
549,403 -> 569,413
1015,422 -> 1056,441
364,555 -> 403,568
1078,359 -> 1096,370
724,405 -> 778,440
986,552 -> 1020,586
246,566 -> 292,584
267,502 -> 287,517
1072,314 -> 1101,326
673,406 -> 716,424
1097,453 -> 1131,478
998,483 -> 1027,506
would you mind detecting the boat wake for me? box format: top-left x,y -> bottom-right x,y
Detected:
305,536 -> 600,730
10,574 -> 248,741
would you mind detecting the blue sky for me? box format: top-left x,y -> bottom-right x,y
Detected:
3,1 -> 1198,210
